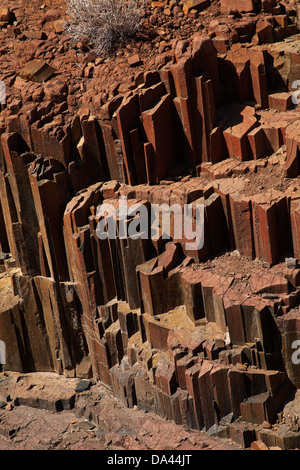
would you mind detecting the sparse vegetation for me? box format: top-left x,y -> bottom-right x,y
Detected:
65,0 -> 144,55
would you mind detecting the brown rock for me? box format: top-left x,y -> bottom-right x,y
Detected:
128,54 -> 142,67
262,420 -> 272,429
0,7 -> 10,22
183,0 -> 210,15
251,440 -> 269,450
53,19 -> 66,34
220,0 -> 255,13
43,9 -> 61,22
19,60 -> 57,83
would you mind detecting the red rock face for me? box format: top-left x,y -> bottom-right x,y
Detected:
1,0 -> 300,450
220,0 -> 256,14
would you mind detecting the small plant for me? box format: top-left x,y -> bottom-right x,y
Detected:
65,0 -> 144,56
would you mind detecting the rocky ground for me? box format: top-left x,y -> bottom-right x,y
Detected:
0,371 -> 239,450
2,371 -> 300,451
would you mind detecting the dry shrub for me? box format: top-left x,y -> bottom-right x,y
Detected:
65,0 -> 144,55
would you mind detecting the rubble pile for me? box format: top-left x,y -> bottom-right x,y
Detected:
1,0 -> 300,450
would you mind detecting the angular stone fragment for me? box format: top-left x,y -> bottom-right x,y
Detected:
19,60 -> 57,83
251,190 -> 291,265
220,0 -> 255,13
249,273 -> 289,295
128,54 -> 142,67
75,379 -> 91,393
0,7 -> 11,22
182,0 -> 210,15
223,106 -> 258,161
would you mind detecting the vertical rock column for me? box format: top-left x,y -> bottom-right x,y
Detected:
0,133 -> 40,275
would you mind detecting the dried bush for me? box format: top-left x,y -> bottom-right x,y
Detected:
65,0 -> 144,55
